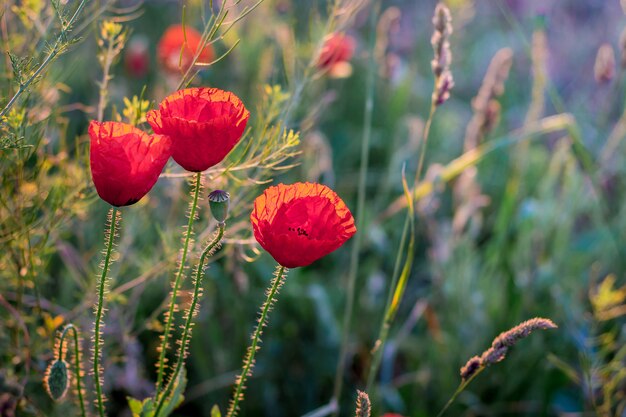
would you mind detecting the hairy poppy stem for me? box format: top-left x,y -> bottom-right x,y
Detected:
59,324 -> 87,417
93,207 -> 120,417
227,265 -> 288,417
154,223 -> 225,417
156,172 -> 203,392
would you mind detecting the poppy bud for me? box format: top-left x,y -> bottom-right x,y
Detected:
44,360 -> 69,401
209,190 -> 230,224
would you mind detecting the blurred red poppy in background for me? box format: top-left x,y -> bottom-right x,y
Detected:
316,32 -> 356,78
125,35 -> 150,78
147,87 -> 249,172
251,182 -> 356,268
157,24 -> 214,74
89,121 -> 171,206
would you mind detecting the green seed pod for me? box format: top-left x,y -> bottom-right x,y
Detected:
208,190 -> 230,224
44,360 -> 69,401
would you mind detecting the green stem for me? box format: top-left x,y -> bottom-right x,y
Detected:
59,324 -> 87,417
227,265 -> 287,417
156,172 -> 203,391
435,369 -> 483,417
93,207 -> 119,417
365,98 -> 437,392
154,223 -> 225,417
414,103 -> 437,186
365,213 -> 408,392
332,0 -> 381,410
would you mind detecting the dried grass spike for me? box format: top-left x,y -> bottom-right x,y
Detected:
463,47 -> 513,150
459,317 -> 557,382
594,43 -> 616,83
431,2 -> 453,78
355,390 -> 371,417
490,317 -> 557,350
459,355 -> 481,381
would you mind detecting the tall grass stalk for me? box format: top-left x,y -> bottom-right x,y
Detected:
155,172 -> 203,392
154,223 -> 225,417
227,265 -> 288,417
331,0 -> 381,411
366,1 -> 452,393
366,102 -> 436,393
92,207 -> 120,417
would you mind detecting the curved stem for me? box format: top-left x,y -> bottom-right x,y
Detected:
59,324 -> 87,417
156,172 -> 203,391
93,207 -> 119,417
332,0 -> 381,410
154,224 -> 225,417
227,265 -> 287,417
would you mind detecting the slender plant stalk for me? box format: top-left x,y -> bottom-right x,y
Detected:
364,215 -> 408,392
156,172 -> 203,391
59,324 -> 87,417
435,369 -> 483,417
227,265 -> 288,417
93,207 -> 120,417
154,224 -> 225,417
414,105 -> 437,186
332,0 -> 381,410
0,0 -> 87,119
96,33 -> 117,122
366,91 -> 438,393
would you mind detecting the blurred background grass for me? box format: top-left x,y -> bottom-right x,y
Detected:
2,0 -> 626,416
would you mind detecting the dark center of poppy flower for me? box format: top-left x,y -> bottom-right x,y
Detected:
287,226 -> 309,237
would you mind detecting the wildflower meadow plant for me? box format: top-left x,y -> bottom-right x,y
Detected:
227,182 -> 356,417
147,87 -> 249,398
87,120 -> 172,417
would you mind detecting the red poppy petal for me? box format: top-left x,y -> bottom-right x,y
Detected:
89,121 -> 171,206
251,182 -> 356,268
147,87 -> 249,172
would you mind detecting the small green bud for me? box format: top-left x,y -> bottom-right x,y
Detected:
208,190 -> 230,224
44,360 -> 69,401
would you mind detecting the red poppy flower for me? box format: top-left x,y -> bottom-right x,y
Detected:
125,35 -> 150,78
250,182 -> 356,268
157,24 -> 214,74
316,32 -> 356,72
89,121 -> 171,206
147,88 -> 249,172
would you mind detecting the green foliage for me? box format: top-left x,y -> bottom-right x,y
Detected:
128,370 -> 187,417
